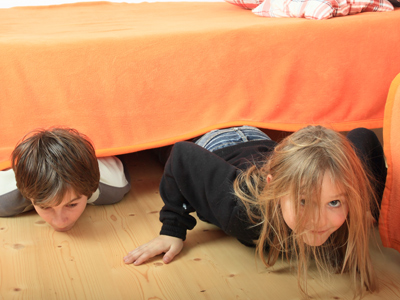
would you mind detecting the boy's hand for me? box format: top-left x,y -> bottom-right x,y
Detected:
123,235 -> 184,265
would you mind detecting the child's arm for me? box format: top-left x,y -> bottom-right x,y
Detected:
88,156 -> 131,205
0,169 -> 33,217
124,142 -> 240,265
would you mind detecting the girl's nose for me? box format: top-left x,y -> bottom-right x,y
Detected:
310,207 -> 327,227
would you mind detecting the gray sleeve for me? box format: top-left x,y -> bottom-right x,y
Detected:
88,156 -> 131,206
0,169 -> 33,217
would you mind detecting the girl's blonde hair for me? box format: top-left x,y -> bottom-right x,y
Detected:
233,125 -> 377,297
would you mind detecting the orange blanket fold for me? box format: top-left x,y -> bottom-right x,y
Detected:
1,3 -> 400,170
379,73 -> 400,253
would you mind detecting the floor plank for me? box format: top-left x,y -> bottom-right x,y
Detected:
1,150 -> 399,300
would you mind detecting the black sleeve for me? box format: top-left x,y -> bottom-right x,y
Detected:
159,142 -> 241,241
346,128 -> 387,221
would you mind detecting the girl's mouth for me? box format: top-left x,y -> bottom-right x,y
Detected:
311,230 -> 327,234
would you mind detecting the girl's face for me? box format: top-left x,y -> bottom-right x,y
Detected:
279,171 -> 349,246
32,189 -> 88,232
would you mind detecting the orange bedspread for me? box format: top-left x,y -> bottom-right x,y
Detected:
1,2 -> 400,170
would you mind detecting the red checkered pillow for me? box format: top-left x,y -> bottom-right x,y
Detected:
250,0 -> 394,19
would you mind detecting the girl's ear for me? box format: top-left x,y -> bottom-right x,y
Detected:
267,174 -> 273,184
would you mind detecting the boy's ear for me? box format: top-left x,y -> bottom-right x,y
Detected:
267,174 -> 273,184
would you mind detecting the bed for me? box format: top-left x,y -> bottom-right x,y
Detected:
1,1 -> 400,251
1,1 -> 400,169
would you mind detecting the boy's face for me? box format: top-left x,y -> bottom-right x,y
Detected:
32,190 -> 88,232
279,170 -> 349,246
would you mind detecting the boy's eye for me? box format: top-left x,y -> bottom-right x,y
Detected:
328,200 -> 341,207
300,199 -> 306,206
39,206 -> 50,210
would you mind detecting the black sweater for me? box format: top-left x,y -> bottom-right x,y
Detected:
159,139 -> 277,246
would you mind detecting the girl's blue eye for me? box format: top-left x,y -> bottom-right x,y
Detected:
329,200 -> 341,207
67,203 -> 78,208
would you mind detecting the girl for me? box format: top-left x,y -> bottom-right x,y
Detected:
124,125 -> 386,298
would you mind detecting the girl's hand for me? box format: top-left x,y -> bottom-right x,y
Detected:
123,235 -> 184,265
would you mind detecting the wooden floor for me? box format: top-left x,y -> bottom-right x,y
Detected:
1,150 -> 400,300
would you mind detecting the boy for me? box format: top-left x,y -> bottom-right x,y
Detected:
0,127 -> 131,231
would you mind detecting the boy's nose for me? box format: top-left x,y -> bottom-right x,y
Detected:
51,213 -> 69,230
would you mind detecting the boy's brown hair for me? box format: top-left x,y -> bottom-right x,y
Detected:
11,127 -> 100,206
